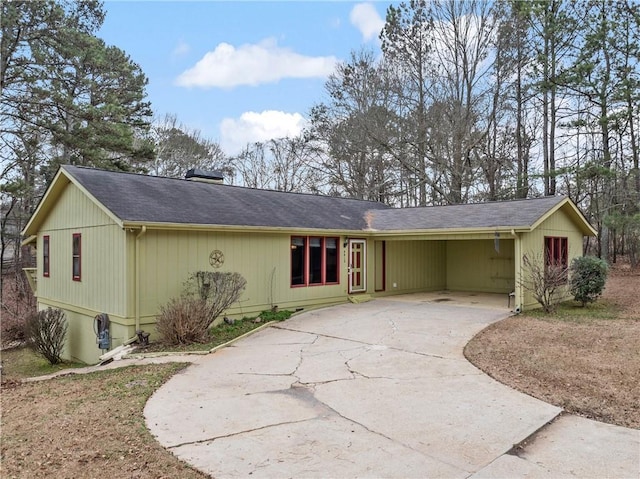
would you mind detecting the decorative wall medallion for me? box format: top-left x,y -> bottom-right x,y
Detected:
209,249 -> 224,268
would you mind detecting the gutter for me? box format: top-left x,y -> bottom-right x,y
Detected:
121,221 -> 362,236
510,228 -> 522,312
120,220 -> 532,238
134,226 -> 147,332
21,235 -> 37,247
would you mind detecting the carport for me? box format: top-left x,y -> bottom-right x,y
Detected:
370,235 -> 516,308
364,196 -> 596,311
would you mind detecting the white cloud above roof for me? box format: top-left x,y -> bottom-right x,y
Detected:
350,3 -> 385,42
175,38 -> 337,88
219,110 -> 308,154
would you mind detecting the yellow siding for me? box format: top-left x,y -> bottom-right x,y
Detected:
34,183 -> 129,364
137,230 -> 352,321
38,302 -> 131,364
382,240 -> 446,294
37,184 -> 127,317
446,240 -> 515,293
374,241 -> 385,291
520,205 -> 585,309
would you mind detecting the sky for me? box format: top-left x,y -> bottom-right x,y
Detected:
98,1 -> 391,155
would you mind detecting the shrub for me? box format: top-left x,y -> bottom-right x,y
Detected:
156,297 -> 211,345
570,256 -> 609,306
158,271 -> 247,345
25,308 -> 67,364
186,271 -> 247,322
520,254 -> 568,313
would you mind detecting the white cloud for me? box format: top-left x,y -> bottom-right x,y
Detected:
175,38 -> 337,88
219,110 -> 308,154
171,39 -> 190,58
350,3 -> 385,42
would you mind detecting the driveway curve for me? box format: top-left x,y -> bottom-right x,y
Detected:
145,299 -> 639,478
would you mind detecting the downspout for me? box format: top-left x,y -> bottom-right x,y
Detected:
511,229 -> 522,312
135,226 -> 147,331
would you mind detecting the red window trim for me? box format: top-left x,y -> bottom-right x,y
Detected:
544,236 -> 568,268
289,236 -> 309,288
544,236 -> 568,283
290,236 -> 340,287
43,235 -> 50,278
72,233 -> 81,281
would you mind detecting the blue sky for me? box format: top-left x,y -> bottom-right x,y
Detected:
99,1 -> 391,154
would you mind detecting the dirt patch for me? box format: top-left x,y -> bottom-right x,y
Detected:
1,364 -> 208,479
465,266 -> 640,429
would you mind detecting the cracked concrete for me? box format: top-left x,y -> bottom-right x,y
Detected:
145,299 -> 640,478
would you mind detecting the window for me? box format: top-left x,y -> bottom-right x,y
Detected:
72,233 -> 81,281
545,236 -> 568,282
291,237 -> 306,286
43,235 -> 50,277
290,236 -> 339,287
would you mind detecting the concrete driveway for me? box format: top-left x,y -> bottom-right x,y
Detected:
145,299 -> 639,478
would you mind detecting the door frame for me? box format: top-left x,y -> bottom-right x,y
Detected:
348,238 -> 367,294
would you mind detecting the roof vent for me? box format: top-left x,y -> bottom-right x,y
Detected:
185,168 -> 224,184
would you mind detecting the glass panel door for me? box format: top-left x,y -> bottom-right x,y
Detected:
349,239 -> 366,293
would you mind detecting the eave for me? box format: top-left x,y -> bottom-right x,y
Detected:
22,166 -> 124,237
530,197 -> 597,236
120,221 -> 367,236
363,226 -> 531,237
120,221 -> 533,238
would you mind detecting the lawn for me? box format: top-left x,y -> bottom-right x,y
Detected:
0,309 -> 295,478
465,263 -> 640,429
1,363 -> 208,479
1,346 -> 85,379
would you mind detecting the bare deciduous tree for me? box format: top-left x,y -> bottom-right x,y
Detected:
520,254 -> 569,312
150,113 -> 231,179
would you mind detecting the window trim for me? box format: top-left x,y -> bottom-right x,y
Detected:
544,236 -> 568,282
43,235 -> 50,278
72,233 -> 81,282
290,236 -> 307,287
290,236 -> 340,287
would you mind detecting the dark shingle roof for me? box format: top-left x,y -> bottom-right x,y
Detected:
369,196 -> 567,231
64,165 -> 390,230
60,166 -> 579,233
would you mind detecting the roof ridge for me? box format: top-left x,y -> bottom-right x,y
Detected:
62,165 -> 388,207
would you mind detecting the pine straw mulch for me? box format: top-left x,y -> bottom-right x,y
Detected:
465,263 -> 640,429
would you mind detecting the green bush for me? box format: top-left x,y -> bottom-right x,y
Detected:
570,256 -> 609,306
25,308 -> 67,365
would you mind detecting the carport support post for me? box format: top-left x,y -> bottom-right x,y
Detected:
512,230 -> 522,311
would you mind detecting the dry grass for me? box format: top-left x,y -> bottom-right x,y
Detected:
1,364 -> 208,479
465,264 -> 640,429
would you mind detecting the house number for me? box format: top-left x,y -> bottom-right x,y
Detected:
209,250 -> 224,268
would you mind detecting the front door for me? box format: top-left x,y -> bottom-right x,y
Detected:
348,239 -> 366,293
